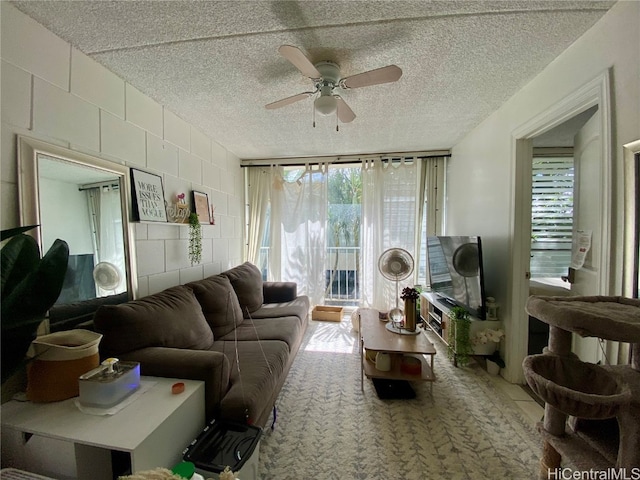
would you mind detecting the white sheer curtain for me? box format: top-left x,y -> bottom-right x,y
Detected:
86,186 -> 126,296
361,158 -> 420,310
269,164 -> 328,306
423,157 -> 446,236
246,167 -> 271,267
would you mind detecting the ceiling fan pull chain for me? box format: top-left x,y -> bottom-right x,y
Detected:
336,111 -> 339,132
313,104 -> 316,128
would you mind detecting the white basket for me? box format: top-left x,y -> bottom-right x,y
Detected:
28,329 -> 102,361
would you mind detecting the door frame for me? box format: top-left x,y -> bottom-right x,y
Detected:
507,70 -> 612,383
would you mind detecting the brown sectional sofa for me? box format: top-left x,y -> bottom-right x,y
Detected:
93,262 -> 309,427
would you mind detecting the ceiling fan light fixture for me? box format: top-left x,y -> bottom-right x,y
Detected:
314,95 -> 338,116
267,45 -> 402,125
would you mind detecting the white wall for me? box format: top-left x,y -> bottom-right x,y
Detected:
1,3 -> 245,297
39,177 -> 93,255
447,1 -> 639,382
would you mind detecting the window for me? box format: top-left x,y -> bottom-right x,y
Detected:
530,156 -> 574,278
326,166 -> 361,304
247,155 -> 447,307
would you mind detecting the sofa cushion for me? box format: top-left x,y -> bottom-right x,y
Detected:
187,275 -> 244,338
249,296 -> 310,323
221,262 -> 264,315
263,282 -> 297,304
211,339 -> 289,425
94,286 -> 214,357
217,316 -> 303,351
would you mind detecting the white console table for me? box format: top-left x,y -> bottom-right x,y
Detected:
1,377 -> 204,480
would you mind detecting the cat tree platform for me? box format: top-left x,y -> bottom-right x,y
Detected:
524,295 -> 640,478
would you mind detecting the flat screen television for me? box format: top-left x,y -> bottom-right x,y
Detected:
426,236 -> 487,319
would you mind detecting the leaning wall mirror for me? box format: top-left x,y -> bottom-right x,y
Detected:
624,138 -> 640,300
18,136 -> 137,330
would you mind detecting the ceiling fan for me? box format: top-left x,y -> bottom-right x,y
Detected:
265,45 -> 402,128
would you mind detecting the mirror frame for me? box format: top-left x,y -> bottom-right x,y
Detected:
623,138 -> 640,299
17,135 -> 138,300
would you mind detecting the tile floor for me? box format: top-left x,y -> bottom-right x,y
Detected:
487,372 -> 545,426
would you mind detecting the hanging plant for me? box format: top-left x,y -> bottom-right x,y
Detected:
188,213 -> 202,265
448,306 -> 473,366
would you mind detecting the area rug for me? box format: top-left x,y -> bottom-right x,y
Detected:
258,319 -> 541,479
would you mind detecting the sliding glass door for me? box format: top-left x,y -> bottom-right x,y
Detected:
246,156 -> 446,308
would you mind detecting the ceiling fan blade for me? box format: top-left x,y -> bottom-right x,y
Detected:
336,96 -> 356,123
265,92 -> 313,110
341,65 -> 402,89
278,45 -> 321,79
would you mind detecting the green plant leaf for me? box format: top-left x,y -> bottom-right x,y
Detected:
1,321 -> 39,384
450,306 -> 469,320
1,237 -> 69,384
29,238 -> 70,315
2,238 -> 69,326
1,234 -> 40,300
0,225 -> 38,242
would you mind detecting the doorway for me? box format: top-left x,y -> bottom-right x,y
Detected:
527,106 -> 598,356
509,71 -> 612,382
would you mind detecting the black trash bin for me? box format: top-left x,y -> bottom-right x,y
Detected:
183,419 -> 262,479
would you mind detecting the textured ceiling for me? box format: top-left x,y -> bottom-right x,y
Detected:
11,1 -> 615,160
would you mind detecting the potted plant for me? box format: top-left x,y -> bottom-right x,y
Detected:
1,226 -> 69,398
486,350 -> 505,375
401,286 -> 420,331
448,306 -> 473,366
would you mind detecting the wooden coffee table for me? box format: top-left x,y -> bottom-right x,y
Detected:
359,308 -> 436,394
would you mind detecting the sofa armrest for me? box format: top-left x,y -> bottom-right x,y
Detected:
118,347 -> 230,420
263,282 -> 298,303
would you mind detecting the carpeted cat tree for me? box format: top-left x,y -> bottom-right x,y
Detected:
523,296 -> 640,478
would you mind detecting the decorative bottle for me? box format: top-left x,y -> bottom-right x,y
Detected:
486,297 -> 498,320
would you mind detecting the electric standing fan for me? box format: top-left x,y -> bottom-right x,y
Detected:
378,248 -> 414,331
452,243 -> 479,306
93,262 -> 121,294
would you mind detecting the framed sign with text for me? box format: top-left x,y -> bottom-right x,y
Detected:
192,190 -> 211,224
131,168 -> 168,222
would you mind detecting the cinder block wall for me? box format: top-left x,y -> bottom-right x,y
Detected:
1,3 -> 244,297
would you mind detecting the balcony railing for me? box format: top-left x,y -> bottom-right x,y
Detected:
324,247 -> 360,305
258,246 -> 361,306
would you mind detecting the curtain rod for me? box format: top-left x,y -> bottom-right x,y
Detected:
240,150 -> 451,168
532,147 -> 573,157
78,180 -> 120,191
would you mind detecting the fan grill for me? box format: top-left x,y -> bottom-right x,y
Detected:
378,248 -> 414,281
93,262 -> 121,290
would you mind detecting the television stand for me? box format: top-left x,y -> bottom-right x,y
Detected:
420,292 -> 501,366
436,294 -> 458,310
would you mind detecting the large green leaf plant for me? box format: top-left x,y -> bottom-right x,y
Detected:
1,226 -> 69,384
